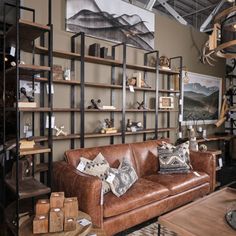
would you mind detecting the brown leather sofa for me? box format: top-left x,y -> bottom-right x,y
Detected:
53,139 -> 216,236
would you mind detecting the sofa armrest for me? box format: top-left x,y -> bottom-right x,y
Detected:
190,151 -> 216,192
52,161 -> 103,227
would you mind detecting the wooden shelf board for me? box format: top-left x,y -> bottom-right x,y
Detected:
85,109 -> 121,112
126,63 -> 156,72
53,108 -> 80,112
159,109 -> 179,112
197,134 -> 235,143
6,20 -> 50,51
85,82 -> 122,89
84,132 -> 122,138
6,64 -> 50,76
159,68 -> 180,75
6,107 -> 51,112
5,177 -> 51,199
19,145 -> 51,156
159,89 -> 180,93
35,163 -> 48,173
126,109 -> 155,112
34,46 -> 180,75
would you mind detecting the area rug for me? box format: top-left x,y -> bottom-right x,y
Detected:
127,222 -> 178,236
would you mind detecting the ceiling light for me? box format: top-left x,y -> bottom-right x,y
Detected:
4,57 -> 8,62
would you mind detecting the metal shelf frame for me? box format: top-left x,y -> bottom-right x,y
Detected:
2,1 -> 53,235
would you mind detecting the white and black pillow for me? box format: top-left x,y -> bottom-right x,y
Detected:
77,153 -> 111,194
106,157 -> 138,197
157,141 -> 192,174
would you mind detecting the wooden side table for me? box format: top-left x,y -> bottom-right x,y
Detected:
19,211 -> 106,236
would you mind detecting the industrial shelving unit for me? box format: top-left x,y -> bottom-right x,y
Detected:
2,1 -> 53,235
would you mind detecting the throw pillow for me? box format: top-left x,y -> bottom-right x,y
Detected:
157,141 -> 192,174
106,157 -> 138,197
77,152 -> 111,194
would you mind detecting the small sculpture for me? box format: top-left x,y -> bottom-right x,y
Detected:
54,126 -> 67,136
159,56 -> 170,69
87,99 -> 101,109
104,118 -> 114,128
100,118 -> 117,134
20,87 -> 34,102
137,101 -> 148,110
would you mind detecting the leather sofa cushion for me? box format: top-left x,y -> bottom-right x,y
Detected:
65,143 -> 137,171
144,171 -> 209,195
103,178 -> 170,218
130,139 -> 167,177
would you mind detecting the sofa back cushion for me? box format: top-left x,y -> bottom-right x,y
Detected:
65,143 -> 137,172
130,139 -> 168,177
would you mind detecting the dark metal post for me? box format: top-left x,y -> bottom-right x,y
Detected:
15,0 -> 21,234
80,32 -> 85,148
70,36 -> 75,149
110,46 -> 116,145
122,43 -> 127,143
143,54 -> 148,141
155,51 -> 159,139
47,0 -> 53,187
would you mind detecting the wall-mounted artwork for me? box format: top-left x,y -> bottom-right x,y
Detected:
181,72 -> 222,125
66,0 -> 155,51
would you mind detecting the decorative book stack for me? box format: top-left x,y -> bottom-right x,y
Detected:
19,140 -> 35,149
33,192 -> 79,234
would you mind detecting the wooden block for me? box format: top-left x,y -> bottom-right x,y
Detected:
64,197 -> 79,218
50,192 -> 65,208
36,199 -> 50,215
49,208 -> 64,233
33,214 -> 48,234
64,217 -> 76,232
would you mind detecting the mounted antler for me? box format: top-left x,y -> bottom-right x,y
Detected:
200,39 -> 217,66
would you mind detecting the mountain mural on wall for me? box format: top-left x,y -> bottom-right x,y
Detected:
183,82 -> 220,121
66,0 -> 155,50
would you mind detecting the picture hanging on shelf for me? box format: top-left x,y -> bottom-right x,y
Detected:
24,122 -> 33,138
45,116 -> 55,129
64,68 -> 71,80
15,87 -> 37,108
159,97 -> 174,109
20,80 -> 40,94
46,84 -> 54,94
53,64 -> 63,80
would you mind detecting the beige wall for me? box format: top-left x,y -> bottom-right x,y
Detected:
21,0 -> 226,161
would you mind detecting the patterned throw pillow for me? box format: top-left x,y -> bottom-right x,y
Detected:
77,152 -> 111,194
157,141 -> 192,174
106,157 -> 138,197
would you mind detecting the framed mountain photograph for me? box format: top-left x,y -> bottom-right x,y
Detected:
66,0 -> 155,50
181,72 -> 222,125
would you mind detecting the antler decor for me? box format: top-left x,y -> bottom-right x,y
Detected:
200,5 -> 236,65
201,39 -> 217,66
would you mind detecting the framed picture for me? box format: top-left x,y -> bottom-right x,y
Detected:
66,0 -> 155,51
159,97 -> 174,109
181,71 -> 222,125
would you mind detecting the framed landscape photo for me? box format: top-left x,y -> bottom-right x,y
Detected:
181,72 -> 222,125
66,0 -> 155,51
